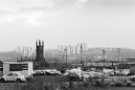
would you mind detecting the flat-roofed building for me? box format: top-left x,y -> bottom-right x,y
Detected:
3,61 -> 33,77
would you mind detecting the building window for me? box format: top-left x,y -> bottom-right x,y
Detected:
10,64 -> 28,71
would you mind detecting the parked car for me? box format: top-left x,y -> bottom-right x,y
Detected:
0,72 -> 26,82
33,69 -> 62,76
45,69 -> 62,75
32,70 -> 46,76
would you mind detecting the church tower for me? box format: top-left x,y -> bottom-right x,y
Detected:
36,40 -> 44,61
34,40 -> 48,69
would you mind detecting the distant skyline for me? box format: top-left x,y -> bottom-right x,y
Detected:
0,0 -> 135,51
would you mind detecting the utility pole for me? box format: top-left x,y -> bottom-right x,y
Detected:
80,43 -> 83,65
64,47 -> 68,66
102,49 -> 106,61
117,48 -> 121,62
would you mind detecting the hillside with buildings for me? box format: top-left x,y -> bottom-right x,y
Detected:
0,48 -> 135,63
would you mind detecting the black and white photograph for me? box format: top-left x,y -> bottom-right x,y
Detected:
0,0 -> 135,90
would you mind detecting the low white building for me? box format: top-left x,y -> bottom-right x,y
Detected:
3,61 -> 33,77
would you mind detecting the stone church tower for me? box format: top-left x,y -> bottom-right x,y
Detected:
36,40 -> 44,61
34,40 -> 48,69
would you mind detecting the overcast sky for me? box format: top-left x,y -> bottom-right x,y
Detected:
0,0 -> 135,51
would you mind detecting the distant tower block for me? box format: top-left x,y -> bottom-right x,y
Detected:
36,40 -> 44,61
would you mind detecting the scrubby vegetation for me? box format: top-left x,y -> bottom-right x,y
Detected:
19,75 -> 135,90
0,75 -> 135,90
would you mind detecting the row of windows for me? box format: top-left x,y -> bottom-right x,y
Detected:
10,64 -> 28,71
